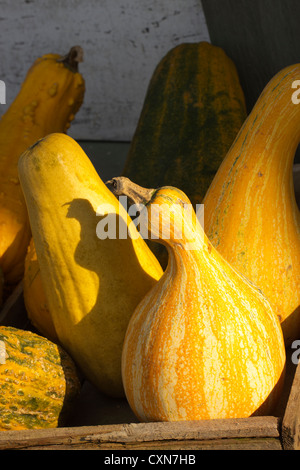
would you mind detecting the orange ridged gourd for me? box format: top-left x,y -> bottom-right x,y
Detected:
203,64 -> 300,346
0,46 -> 85,289
109,177 -> 286,422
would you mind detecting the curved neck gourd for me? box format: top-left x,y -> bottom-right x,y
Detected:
108,177 -> 286,422
203,64 -> 300,345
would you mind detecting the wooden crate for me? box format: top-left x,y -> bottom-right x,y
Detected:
0,283 -> 300,450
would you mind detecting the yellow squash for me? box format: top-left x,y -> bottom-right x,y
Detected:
203,64 -> 300,346
0,46 -> 85,289
18,133 -> 163,397
23,238 -> 58,343
110,177 -> 286,422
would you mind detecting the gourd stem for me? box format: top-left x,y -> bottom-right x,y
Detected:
58,46 -> 84,73
106,177 -> 155,207
107,177 -> 205,249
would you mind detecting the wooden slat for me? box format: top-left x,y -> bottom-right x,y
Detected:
11,437 -> 282,451
282,358 -> 300,450
202,0 -> 300,111
0,416 -> 281,450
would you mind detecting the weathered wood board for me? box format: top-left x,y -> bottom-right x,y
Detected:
0,416 -> 283,450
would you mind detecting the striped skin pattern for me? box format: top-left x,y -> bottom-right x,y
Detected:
121,185 -> 286,422
203,64 -> 300,346
18,134 -> 163,398
0,326 -> 80,431
0,47 -> 85,289
122,41 -> 247,268
123,42 -> 246,209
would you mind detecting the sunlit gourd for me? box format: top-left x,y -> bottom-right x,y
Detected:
18,133 -> 163,397
109,177 -> 286,421
203,64 -> 300,346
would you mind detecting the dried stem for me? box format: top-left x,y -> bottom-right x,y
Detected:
58,46 -> 84,72
106,176 -> 155,207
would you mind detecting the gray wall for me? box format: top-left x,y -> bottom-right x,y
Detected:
0,0 -> 209,141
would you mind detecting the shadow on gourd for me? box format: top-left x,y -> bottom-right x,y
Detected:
62,197 -> 158,397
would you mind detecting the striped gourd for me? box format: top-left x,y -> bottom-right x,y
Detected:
123,42 -> 246,208
109,177 -> 286,422
0,326 -> 80,431
122,41 -> 246,267
203,64 -> 300,346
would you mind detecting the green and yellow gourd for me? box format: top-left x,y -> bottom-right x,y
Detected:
123,42 -> 246,206
0,46 -> 85,291
109,177 -> 286,422
0,326 -> 80,431
203,64 -> 300,346
18,133 -> 163,398
122,42 -> 246,266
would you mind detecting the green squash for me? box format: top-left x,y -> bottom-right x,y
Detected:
122,42 -> 247,266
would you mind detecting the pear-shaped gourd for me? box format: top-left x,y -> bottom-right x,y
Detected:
18,134 -> 163,398
203,64 -> 300,346
109,177 -> 286,422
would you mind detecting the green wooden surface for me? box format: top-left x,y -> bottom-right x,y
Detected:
202,0 -> 300,162
78,141 -> 130,182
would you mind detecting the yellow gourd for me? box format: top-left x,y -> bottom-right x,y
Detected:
23,238 -> 58,343
109,177 -> 286,421
18,133 -> 163,397
203,64 -> 300,346
0,46 -> 85,290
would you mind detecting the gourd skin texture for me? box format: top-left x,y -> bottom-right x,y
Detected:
23,238 -> 58,343
111,179 -> 286,422
122,41 -> 246,267
123,42 -> 246,209
0,326 -> 80,431
0,48 -> 85,287
18,133 -> 163,398
203,64 -> 300,346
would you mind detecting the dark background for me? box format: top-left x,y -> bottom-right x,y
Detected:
202,0 -> 300,162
